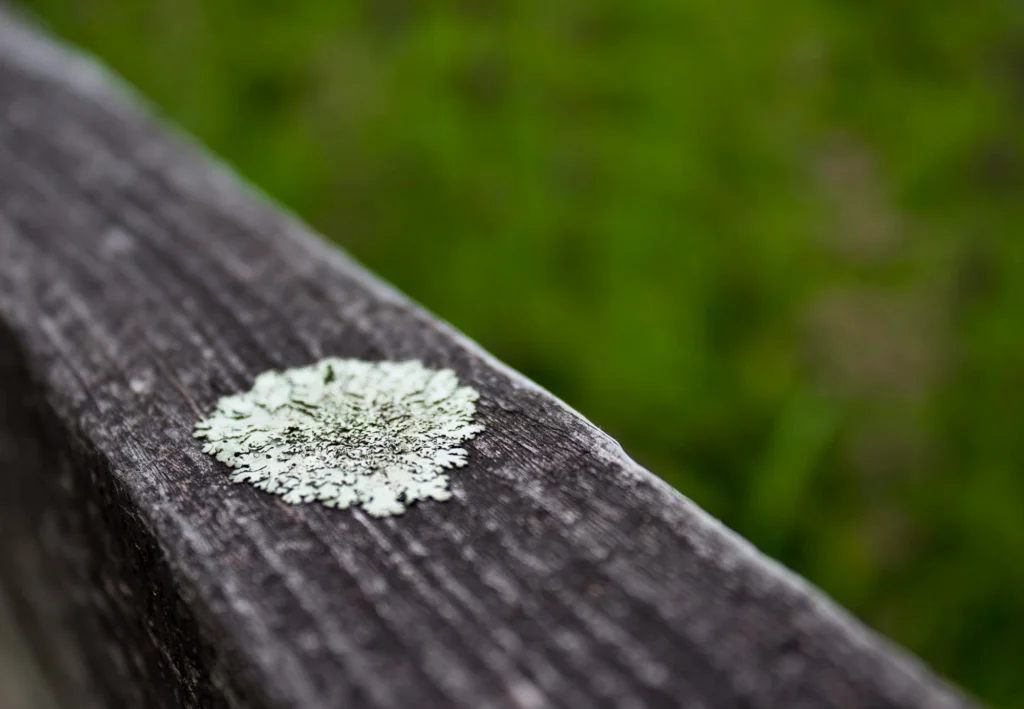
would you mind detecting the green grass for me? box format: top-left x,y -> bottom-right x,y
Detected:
17,0 -> 1024,704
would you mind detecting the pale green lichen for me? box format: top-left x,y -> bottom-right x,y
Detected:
194,358 -> 483,517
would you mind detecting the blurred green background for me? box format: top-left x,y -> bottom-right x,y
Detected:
16,0 -> 1024,705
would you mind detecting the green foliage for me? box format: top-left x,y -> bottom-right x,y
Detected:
20,0 -> 1024,703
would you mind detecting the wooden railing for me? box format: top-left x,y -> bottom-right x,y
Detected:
0,8 -> 975,709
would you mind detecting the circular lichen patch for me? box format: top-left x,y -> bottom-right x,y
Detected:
194,358 -> 483,517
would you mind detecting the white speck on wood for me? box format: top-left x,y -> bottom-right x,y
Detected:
194,358 -> 484,517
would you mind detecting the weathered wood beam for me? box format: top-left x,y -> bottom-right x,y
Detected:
0,9 -> 975,709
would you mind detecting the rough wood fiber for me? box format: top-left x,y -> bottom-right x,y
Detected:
0,10 -> 975,709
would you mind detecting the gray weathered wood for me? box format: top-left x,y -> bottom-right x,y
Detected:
0,9 -> 976,709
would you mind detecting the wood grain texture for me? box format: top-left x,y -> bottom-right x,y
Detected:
0,10 -> 976,709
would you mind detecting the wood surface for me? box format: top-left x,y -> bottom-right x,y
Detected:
0,8 -> 976,709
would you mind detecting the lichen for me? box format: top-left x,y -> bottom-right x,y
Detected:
194,358 -> 483,517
